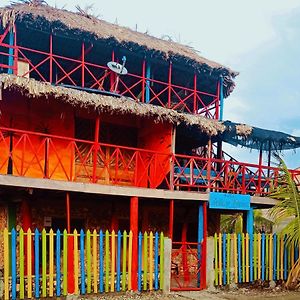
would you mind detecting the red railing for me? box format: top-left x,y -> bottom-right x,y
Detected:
173,154 -> 300,195
0,127 -> 299,195
0,127 -> 171,189
0,28 -> 220,118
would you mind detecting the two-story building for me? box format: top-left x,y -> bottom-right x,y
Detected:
1,2 -> 300,293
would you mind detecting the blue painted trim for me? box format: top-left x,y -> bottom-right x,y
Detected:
222,233 -> 226,285
11,228 -> 17,300
154,232 -> 159,290
273,234 -> 277,281
284,236 -> 288,280
197,204 -> 203,287
8,29 -> 14,75
80,229 -> 85,295
99,230 -> 104,293
56,229 -> 61,296
138,232 -> 142,291
35,229 -> 40,299
238,234 -> 241,283
219,76 -> 224,121
246,207 -> 254,234
261,233 -> 265,280
145,62 -> 151,103
116,230 -> 121,292
209,192 -> 250,211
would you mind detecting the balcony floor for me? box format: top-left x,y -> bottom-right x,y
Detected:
0,174 -> 278,207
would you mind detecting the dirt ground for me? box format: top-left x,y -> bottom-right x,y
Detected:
73,289 -> 300,300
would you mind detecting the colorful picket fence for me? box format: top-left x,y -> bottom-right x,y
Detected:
214,233 -> 297,286
3,228 -> 164,300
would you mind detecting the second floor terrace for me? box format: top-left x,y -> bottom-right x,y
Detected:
0,3 -> 237,119
1,125 -> 299,197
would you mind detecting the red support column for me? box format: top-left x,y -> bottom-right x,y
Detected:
110,50 -> 115,91
66,192 -> 75,294
258,148 -> 263,195
81,42 -> 85,88
167,61 -> 172,108
130,196 -> 138,291
92,117 -> 100,183
49,33 -> 53,83
193,73 -> 197,113
169,199 -> 174,240
141,59 -> 146,103
13,24 -> 18,76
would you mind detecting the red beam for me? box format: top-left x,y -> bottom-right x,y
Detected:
130,196 -> 138,291
169,199 -> 174,239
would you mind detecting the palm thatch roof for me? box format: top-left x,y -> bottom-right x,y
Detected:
0,74 -> 226,136
0,3 -> 238,97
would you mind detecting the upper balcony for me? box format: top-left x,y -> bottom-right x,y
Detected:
0,4 -> 237,119
1,126 -> 299,197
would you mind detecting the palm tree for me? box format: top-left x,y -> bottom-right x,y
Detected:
270,155 -> 300,289
220,210 -> 273,233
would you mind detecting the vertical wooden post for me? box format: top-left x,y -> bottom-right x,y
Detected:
110,50 -> 115,91
167,61 -> 172,108
92,117 -> 100,183
193,73 -> 197,113
258,148 -> 263,195
197,203 -> 203,288
207,138 -> 212,191
66,192 -> 75,294
215,81 -> 220,120
146,61 -> 151,103
201,202 -> 207,289
130,196 -> 139,291
219,76 -> 224,121
81,42 -> 85,88
8,27 -> 14,75
142,59 -> 145,103
49,33 -> 53,83
169,200 -> 174,240
246,207 -> 254,234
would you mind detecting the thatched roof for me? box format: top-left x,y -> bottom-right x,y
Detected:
0,3 -> 238,97
221,121 -> 300,151
0,74 -> 226,136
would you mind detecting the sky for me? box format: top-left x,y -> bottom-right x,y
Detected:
3,0 -> 300,168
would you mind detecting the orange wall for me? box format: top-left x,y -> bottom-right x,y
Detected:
0,94 -> 74,180
137,120 -> 173,188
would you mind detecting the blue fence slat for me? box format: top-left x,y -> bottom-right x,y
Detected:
116,231 -> 121,292
80,229 -> 85,295
154,232 -> 159,290
138,232 -> 143,292
99,230 -> 104,293
261,233 -> 265,281
222,233 -> 226,285
56,229 -> 61,296
284,236 -> 288,280
35,229 -> 40,299
273,234 -> 277,281
238,234 -> 241,283
11,228 -> 17,300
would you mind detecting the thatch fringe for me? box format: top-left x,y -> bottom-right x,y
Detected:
236,124 -> 253,137
0,74 -> 226,136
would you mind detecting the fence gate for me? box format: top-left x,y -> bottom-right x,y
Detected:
170,241 -> 204,291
